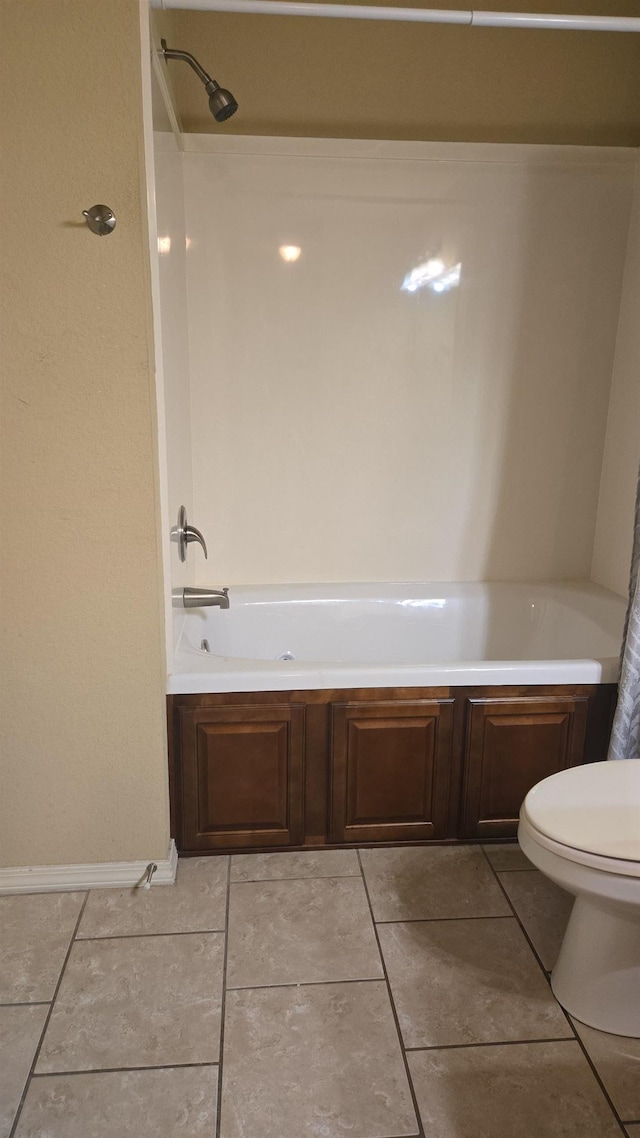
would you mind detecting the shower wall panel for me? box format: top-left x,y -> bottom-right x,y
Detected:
154,133 -> 195,637
592,159 -> 640,597
183,138 -> 634,586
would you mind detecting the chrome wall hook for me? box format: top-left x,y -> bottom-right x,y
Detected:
82,204 -> 116,236
171,505 -> 208,562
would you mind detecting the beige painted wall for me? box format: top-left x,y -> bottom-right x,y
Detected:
0,0 -> 170,867
158,1 -> 640,145
592,160 -> 640,598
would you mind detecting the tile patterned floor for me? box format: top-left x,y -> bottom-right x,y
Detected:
0,843 -> 637,1137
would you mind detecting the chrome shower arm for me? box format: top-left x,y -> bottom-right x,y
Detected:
160,41 -> 216,90
160,38 -> 238,121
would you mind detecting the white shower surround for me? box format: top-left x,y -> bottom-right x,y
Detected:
169,580 -> 625,693
180,137 -> 634,587
151,133 -> 640,684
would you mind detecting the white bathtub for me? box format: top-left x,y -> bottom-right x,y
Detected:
168,580 -> 625,695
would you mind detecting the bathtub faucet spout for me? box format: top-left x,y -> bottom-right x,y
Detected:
175,587 -> 230,609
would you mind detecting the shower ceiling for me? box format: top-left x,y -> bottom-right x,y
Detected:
155,0 -> 640,143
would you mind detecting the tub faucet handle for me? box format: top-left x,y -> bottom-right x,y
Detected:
172,505 -> 208,562
185,523 -> 207,559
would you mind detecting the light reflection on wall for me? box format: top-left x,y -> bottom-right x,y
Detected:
431,263 -> 461,293
279,244 -> 302,263
401,257 -> 461,295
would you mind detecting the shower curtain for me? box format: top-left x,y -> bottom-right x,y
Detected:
608,464 -> 640,760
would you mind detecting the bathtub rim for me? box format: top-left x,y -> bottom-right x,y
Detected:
167,654 -> 619,695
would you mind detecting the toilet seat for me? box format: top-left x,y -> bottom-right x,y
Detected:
519,812 -> 640,878
520,759 -> 640,872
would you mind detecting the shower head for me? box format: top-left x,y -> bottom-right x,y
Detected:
160,40 -> 238,124
206,82 -> 239,123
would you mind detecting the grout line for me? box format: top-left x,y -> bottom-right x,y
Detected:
31,1061 -> 219,1078
404,1036 -> 576,1052
374,914 -> 514,925
230,874 -> 362,884
9,891 -> 89,1138
0,1002 -> 51,1008
356,849 -> 424,1138
479,848 -> 557,988
229,873 -> 362,887
487,867 -> 535,873
562,1014 -> 629,1137
215,856 -> 231,1138
479,846 -> 628,1137
0,888 -> 91,899
227,976 -> 386,992
75,929 -> 226,942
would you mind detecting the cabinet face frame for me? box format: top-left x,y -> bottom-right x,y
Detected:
168,684 -> 616,854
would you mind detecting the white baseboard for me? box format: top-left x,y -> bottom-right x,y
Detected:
0,840 -> 178,895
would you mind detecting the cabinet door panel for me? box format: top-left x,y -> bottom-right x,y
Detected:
461,697 -> 588,839
330,700 -> 453,843
179,704 -> 305,850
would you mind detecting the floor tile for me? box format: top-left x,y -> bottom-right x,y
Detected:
230,849 -> 360,882
36,933 -> 224,1072
77,857 -> 228,938
15,1067 -> 218,1137
0,893 -> 85,1003
378,917 -> 568,1047
0,1005 -> 48,1138
220,981 -> 418,1138
626,1126 -> 640,1135
360,846 -> 511,922
407,1040 -> 621,1137
498,870 -> 573,970
227,876 -> 382,988
483,843 -> 533,871
572,1019 -> 640,1121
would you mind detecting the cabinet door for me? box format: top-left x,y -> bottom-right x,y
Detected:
330,699 -> 454,843
178,704 -> 305,850
460,696 -> 588,839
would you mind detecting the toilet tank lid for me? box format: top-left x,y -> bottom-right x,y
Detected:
522,759 -> 640,862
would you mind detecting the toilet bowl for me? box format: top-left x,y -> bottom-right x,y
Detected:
518,759 -> 640,1037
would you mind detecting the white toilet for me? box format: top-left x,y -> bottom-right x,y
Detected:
518,758 -> 640,1037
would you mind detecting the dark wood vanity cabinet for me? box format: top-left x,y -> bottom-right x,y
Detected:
168,685 -> 616,853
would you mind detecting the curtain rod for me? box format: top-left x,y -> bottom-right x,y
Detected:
150,0 -> 640,32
